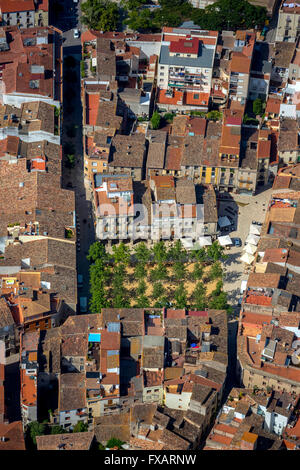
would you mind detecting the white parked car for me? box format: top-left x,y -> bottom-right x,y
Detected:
73,28 -> 80,39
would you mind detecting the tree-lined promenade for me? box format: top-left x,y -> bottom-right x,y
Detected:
81,0 -> 267,33
87,240 -> 232,314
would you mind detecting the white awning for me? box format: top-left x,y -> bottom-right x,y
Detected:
246,234 -> 260,246
218,235 -> 232,246
240,280 -> 247,294
249,224 -> 262,236
240,252 -> 255,264
198,236 -> 212,246
218,216 -> 231,228
181,238 -> 194,249
244,243 -> 257,255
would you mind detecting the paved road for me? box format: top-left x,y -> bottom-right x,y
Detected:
218,186 -> 273,316
266,2 -> 280,43
52,0 -> 95,310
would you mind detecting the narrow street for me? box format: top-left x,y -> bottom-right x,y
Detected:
52,0 -> 95,309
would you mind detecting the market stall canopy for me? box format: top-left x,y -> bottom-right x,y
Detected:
218,235 -> 233,246
182,238 -> 194,249
244,243 -> 257,255
198,236 -> 212,246
240,280 -> 247,294
218,216 -> 231,228
240,252 -> 255,264
245,234 -> 260,246
249,224 -> 262,236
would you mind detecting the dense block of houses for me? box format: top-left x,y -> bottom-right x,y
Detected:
18,307 -> 229,449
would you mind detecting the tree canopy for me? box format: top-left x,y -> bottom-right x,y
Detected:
124,0 -> 266,33
81,0 -> 120,31
191,0 -> 267,31
151,111 -> 161,130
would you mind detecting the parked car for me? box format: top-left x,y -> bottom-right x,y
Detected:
232,237 -> 242,247
73,28 -> 80,39
79,297 -> 87,313
77,274 -> 83,288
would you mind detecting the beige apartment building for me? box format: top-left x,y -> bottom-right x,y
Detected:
275,0 -> 300,42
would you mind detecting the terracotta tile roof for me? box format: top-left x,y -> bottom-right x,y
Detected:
219,124 -> 240,155
100,330 -> 120,350
247,273 -> 281,288
36,432 -> 94,450
214,423 -> 238,436
169,37 -> 199,55
209,433 -> 232,446
0,421 -> 25,450
285,416 -> 300,439
158,88 -> 183,106
260,363 -> 300,382
262,248 -> 289,263
242,431 -> 258,444
0,298 -> 14,328
185,91 -> 209,107
165,308 -> 186,319
266,97 -> 281,115
257,140 -> 271,159
59,373 -> 86,412
0,0 -> 34,13
21,368 -> 37,407
241,312 -> 272,326
245,294 -> 272,306
144,369 -> 163,387
283,439 -> 297,450
230,52 -> 251,74
165,142 -> 183,171
85,92 -> 99,126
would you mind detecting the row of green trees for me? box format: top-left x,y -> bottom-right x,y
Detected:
150,110 -> 223,130
81,0 -> 267,34
88,240 -> 232,314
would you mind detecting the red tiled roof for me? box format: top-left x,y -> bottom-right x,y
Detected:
85,92 -> 99,126
214,423 -> 238,436
165,309 -> 186,319
169,38 -> 199,55
0,421 -> 25,450
230,53 -> 251,74
260,363 -> 300,382
242,312 -> 272,326
209,433 -> 232,446
188,311 -> 208,317
257,140 -> 271,159
100,330 -> 120,350
158,88 -> 183,106
21,369 -> 37,407
283,439 -> 297,450
165,146 -> 182,171
245,294 -> 272,306
185,91 -> 209,107
285,417 -> 300,439
266,97 -> 281,115
262,248 -> 289,263
0,0 -> 34,13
